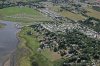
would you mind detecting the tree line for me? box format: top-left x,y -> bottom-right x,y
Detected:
0,0 -> 46,9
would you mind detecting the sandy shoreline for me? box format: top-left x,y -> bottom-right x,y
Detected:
2,54 -> 11,66
3,58 -> 10,66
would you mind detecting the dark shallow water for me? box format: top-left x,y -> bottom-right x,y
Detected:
0,21 -> 19,66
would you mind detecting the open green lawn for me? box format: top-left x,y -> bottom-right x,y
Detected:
0,7 -> 52,22
18,26 -> 62,66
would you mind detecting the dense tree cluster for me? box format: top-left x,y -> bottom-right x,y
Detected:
79,17 -> 100,32
92,6 -> 100,12
60,3 -> 87,14
30,24 -> 100,66
0,0 -> 45,9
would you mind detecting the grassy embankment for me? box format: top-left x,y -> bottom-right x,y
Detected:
18,27 -> 64,66
0,24 -> 3,28
0,7 -> 52,23
0,23 -> 5,28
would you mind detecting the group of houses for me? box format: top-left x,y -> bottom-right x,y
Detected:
81,0 -> 100,7
50,0 -> 81,4
29,23 -> 100,66
30,24 -> 77,56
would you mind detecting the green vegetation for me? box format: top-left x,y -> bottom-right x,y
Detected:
85,7 -> 100,19
59,7 -> 100,21
80,17 -> 100,32
0,24 -> 3,28
0,23 -> 5,28
30,24 -> 100,66
0,0 -> 46,3
49,5 -> 86,21
0,1 -> 99,66
18,27 -> 50,66
0,7 -> 52,22
0,7 -> 39,15
41,49 -> 61,61
58,30 -> 100,65
59,10 -> 86,21
92,6 -> 100,12
18,26 -> 63,66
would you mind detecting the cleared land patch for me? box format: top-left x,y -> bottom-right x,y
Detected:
41,48 -> 61,61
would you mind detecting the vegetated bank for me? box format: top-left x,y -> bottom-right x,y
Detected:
0,23 -> 5,28
16,23 -> 100,66
0,24 -> 3,28
0,6 -> 53,66
16,26 -> 64,66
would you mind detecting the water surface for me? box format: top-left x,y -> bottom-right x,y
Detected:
0,21 -> 19,66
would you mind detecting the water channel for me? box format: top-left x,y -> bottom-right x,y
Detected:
0,21 -> 19,66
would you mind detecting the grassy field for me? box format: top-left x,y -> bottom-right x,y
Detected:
18,26 -> 62,66
41,48 -> 61,61
86,7 -> 100,19
49,5 -> 86,21
58,7 -> 100,21
0,7 -> 52,22
59,10 -> 86,21
49,5 -> 100,21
